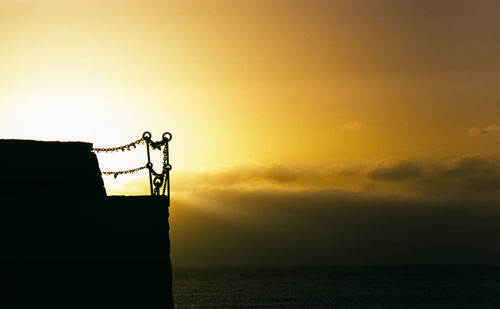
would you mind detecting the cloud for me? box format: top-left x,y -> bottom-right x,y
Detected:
443,155 -> 500,192
173,162 -> 371,196
174,163 -> 301,191
469,124 -> 499,135
340,121 -> 364,131
368,160 -> 422,182
163,155 -> 500,267
171,188 -> 500,267
446,155 -> 497,178
173,154 -> 500,201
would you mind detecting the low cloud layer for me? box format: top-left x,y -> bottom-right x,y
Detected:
368,160 -> 422,182
469,124 -> 499,135
173,155 -> 500,201
171,188 -> 500,267
167,154 -> 500,267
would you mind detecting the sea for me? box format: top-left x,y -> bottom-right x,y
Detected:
173,266 -> 500,308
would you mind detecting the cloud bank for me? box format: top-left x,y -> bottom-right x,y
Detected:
469,125 -> 499,135
173,155 -> 500,200
167,154 -> 500,267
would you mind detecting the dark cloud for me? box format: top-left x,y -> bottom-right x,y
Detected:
174,155 -> 500,199
264,163 -> 297,182
445,155 -> 497,178
443,155 -> 500,192
169,154 -> 500,267
368,160 -> 422,181
171,189 -> 500,267
469,125 -> 499,135
175,163 -> 300,190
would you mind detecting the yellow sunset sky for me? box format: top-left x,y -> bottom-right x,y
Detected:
2,0 -> 500,266
2,0 -> 499,170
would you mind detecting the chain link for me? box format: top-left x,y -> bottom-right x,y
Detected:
92,138 -> 145,153
93,132 -> 172,195
101,165 -> 148,178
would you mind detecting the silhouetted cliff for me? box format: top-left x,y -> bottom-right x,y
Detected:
0,139 -> 106,198
0,139 -> 173,308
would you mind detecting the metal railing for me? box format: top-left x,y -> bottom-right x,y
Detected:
93,131 -> 172,200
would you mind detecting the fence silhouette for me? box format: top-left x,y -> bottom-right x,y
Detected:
93,131 -> 172,200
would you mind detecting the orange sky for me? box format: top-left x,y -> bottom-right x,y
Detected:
2,1 -> 500,173
2,0 -> 500,199
2,0 -> 500,266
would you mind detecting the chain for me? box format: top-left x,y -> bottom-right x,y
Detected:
162,146 -> 169,172
148,149 -> 171,178
101,165 -> 148,178
92,138 -> 145,153
93,131 -> 172,198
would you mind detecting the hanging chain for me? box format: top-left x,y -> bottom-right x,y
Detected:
101,165 -> 148,179
93,135 -> 147,178
93,132 -> 172,199
92,138 -> 145,153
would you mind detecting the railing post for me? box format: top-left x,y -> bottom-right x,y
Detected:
143,131 -> 154,196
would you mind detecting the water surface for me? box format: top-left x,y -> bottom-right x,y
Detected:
173,266 -> 500,308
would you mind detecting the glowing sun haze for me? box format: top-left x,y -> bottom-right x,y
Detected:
1,1 -> 500,200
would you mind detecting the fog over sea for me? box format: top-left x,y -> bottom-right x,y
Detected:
173,266 -> 500,309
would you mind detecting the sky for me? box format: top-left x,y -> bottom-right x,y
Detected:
1,0 -> 500,267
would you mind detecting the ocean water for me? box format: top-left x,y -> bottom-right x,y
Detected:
173,266 -> 500,308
